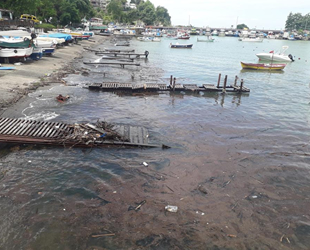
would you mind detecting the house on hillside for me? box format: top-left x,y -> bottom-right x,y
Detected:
89,0 -> 111,11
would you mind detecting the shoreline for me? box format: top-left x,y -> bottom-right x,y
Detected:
0,36 -> 105,116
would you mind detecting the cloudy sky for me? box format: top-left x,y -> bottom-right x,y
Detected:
151,0 -> 309,30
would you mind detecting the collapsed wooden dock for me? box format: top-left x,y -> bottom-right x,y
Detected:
84,61 -> 140,68
0,117 -> 167,149
87,74 -> 250,94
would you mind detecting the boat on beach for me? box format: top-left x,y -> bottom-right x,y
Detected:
170,43 -> 193,48
0,47 -> 33,58
0,36 -> 32,48
241,62 -> 286,70
256,46 -> 294,62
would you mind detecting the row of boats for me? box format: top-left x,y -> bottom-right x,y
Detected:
167,41 -> 294,71
0,29 -> 93,62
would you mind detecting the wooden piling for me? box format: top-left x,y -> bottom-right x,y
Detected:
173,77 -> 176,91
170,75 -> 173,86
234,75 -> 238,86
223,75 -> 227,93
217,73 -> 221,88
240,79 -> 244,92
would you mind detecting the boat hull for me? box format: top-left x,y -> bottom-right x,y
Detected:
239,38 -> 263,42
241,62 -> 286,70
170,44 -> 193,48
0,38 -> 32,48
256,53 -> 292,62
0,47 -> 33,58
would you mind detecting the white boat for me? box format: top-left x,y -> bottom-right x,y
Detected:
0,47 -> 33,58
218,29 -> 226,37
211,30 -> 218,36
137,36 -> 161,42
239,37 -> 263,42
225,30 -> 234,36
256,46 -> 294,62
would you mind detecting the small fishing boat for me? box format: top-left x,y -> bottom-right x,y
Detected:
0,36 -> 32,48
0,47 -> 33,58
241,62 -> 286,70
170,43 -> 193,48
177,34 -> 190,40
239,37 -> 263,42
137,37 -> 161,42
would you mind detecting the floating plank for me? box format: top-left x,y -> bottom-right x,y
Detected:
0,118 -> 165,149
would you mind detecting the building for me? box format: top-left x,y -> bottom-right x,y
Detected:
89,0 -> 111,11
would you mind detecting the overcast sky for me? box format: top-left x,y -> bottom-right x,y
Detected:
151,0 -> 309,30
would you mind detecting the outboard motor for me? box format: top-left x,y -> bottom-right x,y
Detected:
288,54 -> 294,62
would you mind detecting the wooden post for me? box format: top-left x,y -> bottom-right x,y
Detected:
217,73 -> 221,88
173,77 -> 176,91
240,79 -> 244,92
234,75 -> 238,86
170,75 -> 173,86
223,75 -> 227,93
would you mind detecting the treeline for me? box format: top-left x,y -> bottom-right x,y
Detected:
0,0 -> 171,26
285,12 -> 310,31
1,0 -> 94,25
101,0 -> 171,26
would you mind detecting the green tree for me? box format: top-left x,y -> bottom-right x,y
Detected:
59,0 -> 80,25
237,24 -> 248,29
107,0 -> 123,23
138,0 -> 156,25
156,6 -> 170,26
285,12 -> 307,31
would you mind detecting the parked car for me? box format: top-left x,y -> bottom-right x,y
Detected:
20,14 -> 40,23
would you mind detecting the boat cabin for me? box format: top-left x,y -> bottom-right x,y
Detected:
0,9 -> 13,21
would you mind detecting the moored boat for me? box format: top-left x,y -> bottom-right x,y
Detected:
169,43 -> 193,48
241,62 -> 286,70
239,37 -> 263,42
256,46 -> 294,62
177,33 -> 190,40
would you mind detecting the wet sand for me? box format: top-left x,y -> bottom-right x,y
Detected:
0,36 -> 105,115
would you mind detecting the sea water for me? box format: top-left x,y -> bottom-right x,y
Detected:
1,36 -> 310,249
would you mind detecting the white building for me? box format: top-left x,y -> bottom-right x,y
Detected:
125,0 -> 137,9
89,0 -> 111,11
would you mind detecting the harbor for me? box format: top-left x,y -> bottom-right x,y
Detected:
0,18 -> 310,250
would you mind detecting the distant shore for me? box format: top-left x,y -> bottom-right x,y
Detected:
0,35 -> 105,116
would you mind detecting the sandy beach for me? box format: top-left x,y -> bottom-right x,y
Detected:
0,36 -> 105,115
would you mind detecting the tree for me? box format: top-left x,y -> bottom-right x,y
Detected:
107,0 -> 123,23
285,12 -> 308,31
237,24 -> 248,29
156,6 -> 170,26
138,0 -> 156,25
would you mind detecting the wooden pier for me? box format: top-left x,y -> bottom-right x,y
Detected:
95,51 -> 149,58
0,117 -> 167,149
83,61 -> 140,68
88,74 -> 250,94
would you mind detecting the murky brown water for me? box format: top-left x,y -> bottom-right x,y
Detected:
1,37 -> 310,249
